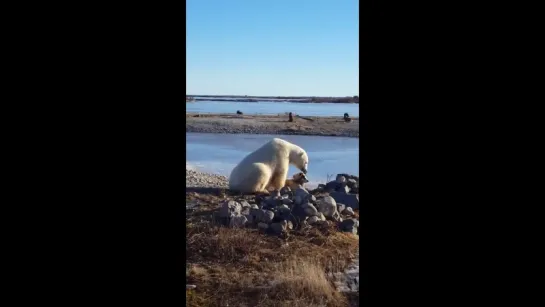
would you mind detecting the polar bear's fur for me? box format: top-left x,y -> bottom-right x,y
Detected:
229,138 -> 309,194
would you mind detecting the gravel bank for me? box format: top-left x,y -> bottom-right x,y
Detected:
186,113 -> 359,137
186,169 -> 229,188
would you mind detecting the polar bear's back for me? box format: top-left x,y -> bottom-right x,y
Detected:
229,138 -> 294,184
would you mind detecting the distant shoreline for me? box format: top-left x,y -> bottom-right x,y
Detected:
187,95 -> 359,104
186,113 -> 359,138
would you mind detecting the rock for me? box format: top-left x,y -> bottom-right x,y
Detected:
263,197 -> 281,209
331,211 -> 342,222
336,175 -> 347,183
270,220 -> 287,234
317,184 -> 326,191
307,216 -> 319,225
316,196 -> 338,218
318,212 -> 326,221
338,185 -> 351,194
241,207 -> 250,216
347,179 -> 357,188
325,181 -> 339,192
282,198 -> 294,206
337,203 -> 346,213
271,190 -> 281,198
219,200 -> 241,218
250,208 -> 263,222
308,195 -> 317,203
302,203 -> 319,216
330,192 -> 359,209
291,203 -> 307,218
251,204 -> 259,209
229,214 -> 248,228
280,186 -> 291,195
343,207 -> 355,216
281,194 -> 290,199
246,213 -> 254,224
286,220 -> 294,230
294,188 -> 309,200
239,200 -> 251,208
339,218 -> 359,234
350,187 -> 359,194
276,205 -> 292,220
258,222 -> 269,230
262,210 -> 275,223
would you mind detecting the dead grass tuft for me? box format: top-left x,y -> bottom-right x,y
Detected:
267,258 -> 347,306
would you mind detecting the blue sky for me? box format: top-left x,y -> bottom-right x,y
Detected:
186,0 -> 359,97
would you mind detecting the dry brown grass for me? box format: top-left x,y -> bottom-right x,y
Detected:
186,199 -> 359,307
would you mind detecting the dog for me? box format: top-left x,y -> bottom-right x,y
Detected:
284,172 -> 309,190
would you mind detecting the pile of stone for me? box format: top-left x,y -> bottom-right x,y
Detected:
213,174 -> 360,236
316,174 -> 359,209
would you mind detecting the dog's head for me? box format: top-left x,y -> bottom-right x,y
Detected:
292,172 -> 309,183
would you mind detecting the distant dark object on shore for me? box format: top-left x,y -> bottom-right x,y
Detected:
288,112 -> 294,122
236,110 -> 243,115
344,113 -> 352,122
344,113 -> 349,119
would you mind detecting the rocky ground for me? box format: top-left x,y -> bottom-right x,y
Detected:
185,169 -> 361,306
186,169 -> 229,189
186,113 -> 359,137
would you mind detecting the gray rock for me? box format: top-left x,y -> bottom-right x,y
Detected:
264,197 -> 281,208
250,208 -> 263,222
294,188 -> 309,200
325,181 -> 339,192
286,220 -> 293,230
280,186 -> 291,195
271,190 -> 281,198
331,211 -> 342,222
338,185 -> 351,194
308,195 -> 317,203
302,203 -> 319,216
317,184 -> 326,191
339,218 -> 359,234
347,179 -> 357,188
316,196 -> 338,218
337,203 -> 346,213
239,200 -> 251,208
318,212 -> 326,221
270,220 -> 287,234
262,210 -> 275,223
343,207 -> 355,216
229,214 -> 248,228
246,213 -> 254,224
307,216 -> 319,225
282,198 -> 294,206
281,194 -> 290,199
336,175 -> 347,183
258,222 -> 269,230
276,205 -> 292,220
219,200 -> 242,218
330,192 -> 359,209
251,204 -> 259,209
241,207 -> 250,216
350,187 -> 359,194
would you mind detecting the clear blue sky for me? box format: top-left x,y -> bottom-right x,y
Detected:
186,0 -> 359,97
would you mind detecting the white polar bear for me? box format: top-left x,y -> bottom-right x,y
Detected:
229,138 -> 309,194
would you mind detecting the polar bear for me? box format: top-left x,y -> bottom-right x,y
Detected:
229,138 -> 309,194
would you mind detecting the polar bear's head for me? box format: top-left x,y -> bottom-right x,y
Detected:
290,151 -> 309,174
